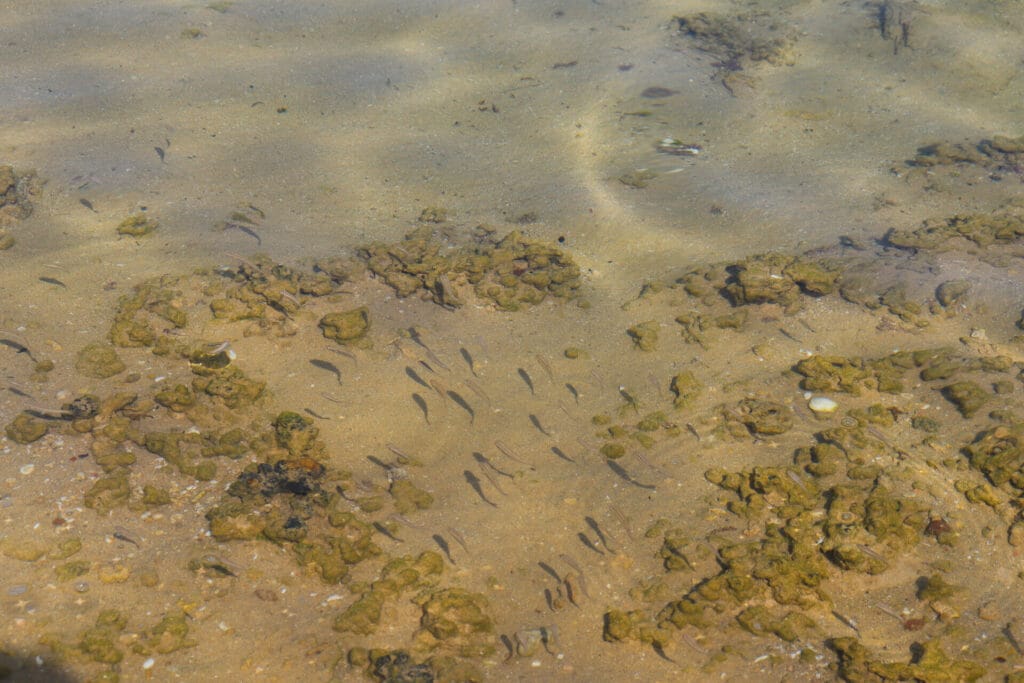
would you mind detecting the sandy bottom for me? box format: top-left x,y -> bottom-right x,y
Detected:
4,1 -> 1024,681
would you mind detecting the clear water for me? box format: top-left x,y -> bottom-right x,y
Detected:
3,1 -> 1024,680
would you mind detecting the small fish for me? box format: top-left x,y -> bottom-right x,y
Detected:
39,276 -> 67,288
320,391 -> 344,404
432,534 -> 455,564
385,443 -> 420,465
565,382 -> 580,405
606,459 -> 656,490
477,463 -> 508,496
447,390 -> 475,423
529,413 -> 552,436
328,347 -> 358,364
0,337 -> 37,362
472,451 -> 511,477
310,359 -> 342,385
459,347 -> 479,376
585,516 -> 617,554
558,554 -> 592,599
462,378 -> 491,405
686,423 -> 701,441
155,146 -> 165,162
577,531 -> 605,555
112,528 -> 140,547
538,561 -> 562,582
619,386 -> 640,413
517,367 -> 535,394
447,527 -> 470,553
304,408 -> 330,420
389,513 -> 426,530
610,506 -> 635,540
407,327 -> 450,371
428,378 -> 450,402
79,198 -> 97,212
222,221 -> 262,245
535,354 -> 555,381
463,470 -> 497,507
411,393 -> 430,424
404,366 -> 431,390
564,574 -> 580,607
372,521 -> 403,543
832,611 -> 860,634
550,446 -> 575,464
495,440 -> 533,469
4,384 -> 34,399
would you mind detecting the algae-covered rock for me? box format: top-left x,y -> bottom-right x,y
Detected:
942,381 -> 988,417
936,279 -> 970,307
725,253 -> 799,307
627,321 -> 659,351
75,342 -> 126,378
735,606 -> 815,642
390,478 -> 434,514
116,213 -> 158,236
413,588 -> 495,658
669,371 -> 703,409
917,574 -> 960,602
83,474 -> 131,513
78,610 -> 127,664
154,384 -> 196,412
191,365 -> 265,409
142,612 -> 196,654
5,412 -> 48,443
731,398 -> 792,436
794,355 -> 870,395
319,307 -> 369,345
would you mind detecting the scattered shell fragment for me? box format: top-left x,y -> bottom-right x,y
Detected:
808,396 -> 838,414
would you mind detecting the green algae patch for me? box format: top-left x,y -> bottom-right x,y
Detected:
83,474 -> 131,513
887,211 -> 1024,252
412,588 -> 495,659
116,213 -> 158,236
359,227 -> 581,311
5,412 -> 48,443
75,342 -> 126,379
139,613 -> 196,655
941,381 -> 989,417
831,637 -> 985,683
627,321 -> 659,351
726,398 -> 793,436
2,538 -> 49,562
669,371 -> 703,409
319,307 -> 370,346
78,610 -> 128,664
389,478 -> 434,514
55,560 -> 91,582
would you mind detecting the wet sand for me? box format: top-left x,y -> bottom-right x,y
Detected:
3,1 -> 1024,681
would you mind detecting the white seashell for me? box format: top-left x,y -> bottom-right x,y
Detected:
808,396 -> 838,414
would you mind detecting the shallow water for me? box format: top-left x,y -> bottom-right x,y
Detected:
3,1 -> 1024,681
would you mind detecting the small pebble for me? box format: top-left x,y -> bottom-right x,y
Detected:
73,581 -> 90,593
7,584 -> 28,596
0,496 -> 12,508
142,658 -> 155,670
808,396 -> 839,414
19,464 -> 35,475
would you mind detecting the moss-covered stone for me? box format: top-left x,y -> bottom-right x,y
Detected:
5,412 -> 48,443
116,213 -> 158,236
75,342 -> 126,378
627,321 -> 659,351
669,371 -> 703,409
319,307 -> 370,345
942,381 -> 988,417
